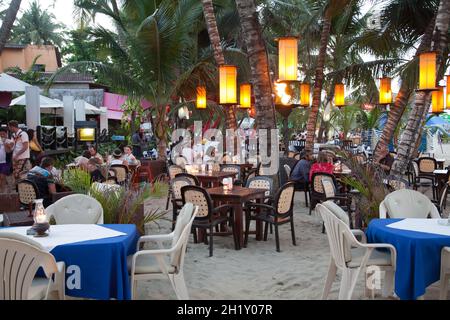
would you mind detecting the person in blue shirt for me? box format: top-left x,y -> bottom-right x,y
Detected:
27,157 -> 56,207
291,151 -> 313,185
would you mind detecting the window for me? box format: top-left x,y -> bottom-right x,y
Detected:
32,64 -> 45,72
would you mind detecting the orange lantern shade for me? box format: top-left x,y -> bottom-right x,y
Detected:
277,37 -> 298,81
300,83 -> 310,107
239,83 -> 252,109
219,65 -> 237,105
447,76 -> 450,109
419,51 -> 437,91
334,83 -> 345,107
432,86 -> 444,114
379,77 -> 392,105
196,86 -> 206,109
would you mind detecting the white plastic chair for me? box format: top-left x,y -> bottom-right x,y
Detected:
0,232 -> 65,300
317,203 -> 397,300
46,194 -> 104,225
379,189 -> 441,219
128,203 -> 197,300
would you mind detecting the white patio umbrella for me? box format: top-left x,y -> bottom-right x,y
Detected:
0,73 -> 32,92
10,94 -> 63,112
52,99 -> 106,115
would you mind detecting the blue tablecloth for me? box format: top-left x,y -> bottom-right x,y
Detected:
50,224 -> 139,300
366,219 -> 450,300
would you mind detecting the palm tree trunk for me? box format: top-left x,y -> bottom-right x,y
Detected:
391,0 -> 450,175
0,0 -> 22,54
235,0 -> 276,132
373,17 -> 435,163
305,14 -> 332,152
201,0 -> 237,131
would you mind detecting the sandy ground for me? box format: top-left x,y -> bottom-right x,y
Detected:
139,193 -> 446,300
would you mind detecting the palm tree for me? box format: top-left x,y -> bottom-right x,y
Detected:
391,0 -> 450,175
59,0 -> 217,160
201,0 -> 237,131
0,0 -> 21,53
11,0 -> 64,47
372,0 -> 438,162
235,0 -> 276,133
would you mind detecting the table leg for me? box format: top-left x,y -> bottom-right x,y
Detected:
256,197 -> 263,241
233,203 -> 243,250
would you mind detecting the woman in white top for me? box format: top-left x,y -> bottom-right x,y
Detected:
122,146 -> 137,165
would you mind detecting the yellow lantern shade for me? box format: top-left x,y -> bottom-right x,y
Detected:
334,83 -> 345,107
379,77 -> 392,105
196,86 -> 207,109
277,37 -> 298,81
432,86 -> 444,114
300,83 -> 310,107
219,65 -> 237,105
447,76 -> 450,109
419,51 -> 437,91
239,83 -> 252,109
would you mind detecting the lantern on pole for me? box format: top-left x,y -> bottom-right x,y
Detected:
446,75 -> 450,109
239,83 -> 252,109
334,83 -> 345,107
196,86 -> 206,109
418,51 -> 437,91
379,77 -> 392,105
300,83 -> 310,107
219,65 -> 237,105
277,37 -> 298,81
432,86 -> 444,114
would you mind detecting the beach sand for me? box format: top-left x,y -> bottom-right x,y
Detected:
140,195 -> 444,300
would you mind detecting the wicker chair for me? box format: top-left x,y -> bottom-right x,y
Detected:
309,173 -> 338,215
174,173 -> 200,186
410,160 -> 438,201
221,164 -> 243,186
244,182 -> 296,252
166,165 -> 185,210
17,180 -> 40,215
110,164 -> 129,185
170,176 -> 196,231
181,185 -> 237,257
321,179 -> 353,232
418,157 -> 437,174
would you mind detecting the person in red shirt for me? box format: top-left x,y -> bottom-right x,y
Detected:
310,151 -> 335,181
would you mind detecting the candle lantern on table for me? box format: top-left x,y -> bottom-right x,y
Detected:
32,199 -> 50,237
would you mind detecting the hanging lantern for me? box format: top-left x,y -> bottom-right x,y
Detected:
300,83 -> 310,107
379,77 -> 392,105
277,37 -> 298,81
419,51 -> 437,91
334,83 -> 345,107
447,76 -> 450,109
196,86 -> 206,109
274,81 -> 292,106
432,86 -> 444,114
239,83 -> 252,109
219,65 -> 237,105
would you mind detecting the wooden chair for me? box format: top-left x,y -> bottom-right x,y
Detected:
244,182 -> 296,252
110,164 -> 129,185
221,164 -> 243,186
170,176 -> 196,231
410,160 -> 438,201
309,173 -> 338,215
181,185 -> 238,257
166,165 -> 185,210
174,173 -> 200,186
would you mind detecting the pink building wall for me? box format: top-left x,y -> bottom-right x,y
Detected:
103,92 -> 151,120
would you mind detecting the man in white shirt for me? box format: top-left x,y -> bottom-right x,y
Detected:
8,120 -> 31,181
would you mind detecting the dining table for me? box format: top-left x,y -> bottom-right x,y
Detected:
207,186 -> 267,250
366,218 -> 450,300
192,171 -> 238,188
0,224 -> 139,300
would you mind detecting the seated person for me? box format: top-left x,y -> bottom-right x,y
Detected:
123,145 -> 138,165
309,151 -> 335,181
88,145 -> 104,164
26,157 -> 56,207
87,158 -> 106,183
291,151 -> 313,186
109,149 -> 128,166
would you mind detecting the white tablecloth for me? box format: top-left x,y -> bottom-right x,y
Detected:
388,218 -> 450,237
1,224 -> 126,251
